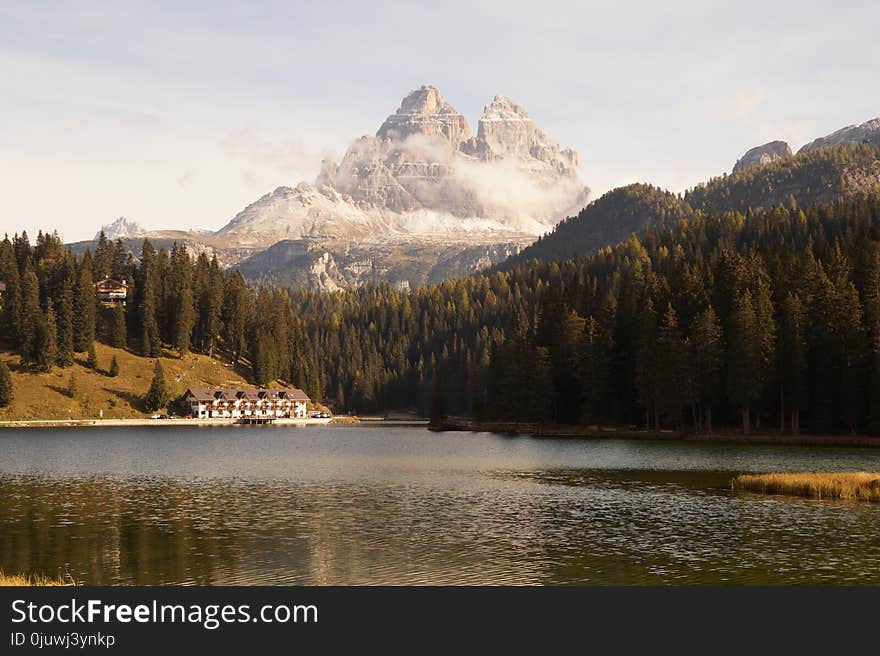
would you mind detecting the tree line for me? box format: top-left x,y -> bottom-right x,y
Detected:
0,231 -> 323,404
4,193 -> 880,435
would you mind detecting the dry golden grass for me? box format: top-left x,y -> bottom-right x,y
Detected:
0,343 -> 250,421
732,471 -> 880,501
0,569 -> 70,586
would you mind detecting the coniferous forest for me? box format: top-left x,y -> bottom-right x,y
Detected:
3,193 -> 880,434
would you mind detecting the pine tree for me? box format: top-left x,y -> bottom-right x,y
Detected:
171,244 -> 195,356
35,299 -> 58,372
688,305 -> 722,432
138,241 -> 161,357
0,237 -> 21,345
0,361 -> 13,407
222,271 -> 248,361
778,293 -> 807,434
67,371 -> 77,398
108,354 -> 119,378
110,303 -> 127,349
73,257 -> 96,351
635,297 -> 658,429
55,261 -> 75,366
144,360 -> 169,412
655,303 -> 684,428
727,290 -> 761,433
94,230 -> 112,279
18,264 -> 41,364
87,341 -> 98,370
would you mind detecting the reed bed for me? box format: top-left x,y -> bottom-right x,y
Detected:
732,472 -> 880,501
0,569 -> 71,586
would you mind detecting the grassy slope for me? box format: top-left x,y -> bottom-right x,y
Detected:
0,343 -> 251,421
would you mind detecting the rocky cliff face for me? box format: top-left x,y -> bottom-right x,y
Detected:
376,85 -> 471,147
216,85 -> 588,248
732,141 -> 792,173
799,118 -> 880,153
97,217 -> 145,240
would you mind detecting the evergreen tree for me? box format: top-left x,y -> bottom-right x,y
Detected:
170,244 -> 195,356
109,354 -> 119,378
55,261 -> 75,366
688,305 -> 723,432
655,303 -> 684,428
635,297 -> 658,428
110,303 -> 127,349
18,264 -> 41,365
35,299 -> 58,372
778,293 -> 807,434
138,241 -> 161,357
0,361 -> 12,407
67,371 -> 77,398
727,290 -> 761,433
87,341 -> 98,370
73,257 -> 96,351
144,360 -> 169,412
0,237 -> 21,345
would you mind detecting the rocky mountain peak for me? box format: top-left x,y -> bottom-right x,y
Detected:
96,216 -> 145,240
732,140 -> 792,174
376,85 -> 471,147
481,95 -> 532,121
799,117 -> 880,153
473,94 -> 578,175
216,84 -> 588,249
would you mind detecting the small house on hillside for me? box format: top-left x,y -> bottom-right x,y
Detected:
95,277 -> 128,307
181,386 -> 310,419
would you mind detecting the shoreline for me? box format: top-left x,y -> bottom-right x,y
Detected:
430,419 -> 880,448
0,417 -> 336,429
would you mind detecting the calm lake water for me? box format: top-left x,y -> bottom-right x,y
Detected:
2,424 -> 880,585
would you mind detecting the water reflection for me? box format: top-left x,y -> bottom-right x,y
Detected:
2,427 -> 880,584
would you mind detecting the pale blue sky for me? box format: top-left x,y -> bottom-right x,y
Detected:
1,1 -> 878,242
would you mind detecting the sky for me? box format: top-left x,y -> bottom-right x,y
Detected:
1,1 -> 879,242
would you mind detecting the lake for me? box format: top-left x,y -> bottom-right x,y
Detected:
2,424 -> 880,585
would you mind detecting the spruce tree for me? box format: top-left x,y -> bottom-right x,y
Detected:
73,258 -> 96,352
689,305 -> 722,432
778,293 -> 806,434
18,265 -> 41,364
0,237 -> 21,345
67,371 -> 77,398
144,360 -> 169,412
109,354 -> 119,377
87,341 -> 98,370
727,290 -> 760,433
171,244 -> 195,355
139,241 -> 161,357
635,297 -> 658,429
655,303 -> 684,428
35,299 -> 58,372
55,262 -> 75,366
0,361 -> 13,407
110,303 -> 127,349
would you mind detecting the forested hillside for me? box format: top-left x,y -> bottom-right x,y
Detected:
501,145 -> 880,268
498,184 -> 692,268
686,144 -> 880,215
5,193 -> 880,434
